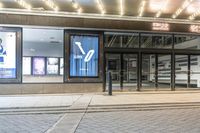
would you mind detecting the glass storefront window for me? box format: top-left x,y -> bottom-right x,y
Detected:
23,28 -> 63,83
174,35 -> 200,49
104,33 -> 139,48
70,35 -> 99,77
140,34 -> 173,49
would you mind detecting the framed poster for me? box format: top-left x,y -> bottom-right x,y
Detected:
60,58 -> 64,75
47,57 -> 59,75
32,57 -> 45,75
23,57 -> 31,75
70,35 -> 99,77
0,32 -> 16,78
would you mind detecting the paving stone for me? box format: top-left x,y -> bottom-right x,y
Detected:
75,108 -> 200,133
0,114 -> 62,133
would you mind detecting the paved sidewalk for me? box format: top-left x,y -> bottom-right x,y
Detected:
0,94 -> 81,108
1,91 -> 200,109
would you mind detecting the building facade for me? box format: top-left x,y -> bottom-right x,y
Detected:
1,12 -> 200,94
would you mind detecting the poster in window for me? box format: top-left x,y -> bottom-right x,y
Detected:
60,58 -> 64,75
32,57 -> 45,75
70,35 -> 99,77
23,57 -> 31,75
0,32 -> 16,78
47,58 -> 59,75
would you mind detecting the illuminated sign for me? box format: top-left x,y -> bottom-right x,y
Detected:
70,35 -> 99,77
0,32 -> 16,78
152,23 -> 169,31
190,25 -> 200,33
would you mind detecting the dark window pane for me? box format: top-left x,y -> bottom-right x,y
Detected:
104,33 -> 139,48
140,34 -> 172,49
174,35 -> 200,49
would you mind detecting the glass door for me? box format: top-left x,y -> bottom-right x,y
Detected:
190,55 -> 200,89
141,54 -> 156,89
175,55 -> 188,89
157,54 -> 171,90
105,53 -> 137,91
105,54 -> 121,90
122,54 -> 137,91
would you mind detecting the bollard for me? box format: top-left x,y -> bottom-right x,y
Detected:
108,72 -> 112,95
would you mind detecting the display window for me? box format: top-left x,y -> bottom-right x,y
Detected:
70,35 -> 99,77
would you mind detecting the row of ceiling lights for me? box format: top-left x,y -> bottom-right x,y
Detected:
1,0 -> 200,20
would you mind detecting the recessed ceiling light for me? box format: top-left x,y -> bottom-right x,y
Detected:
0,2 -> 3,8
120,0 -> 124,16
15,0 -> 32,10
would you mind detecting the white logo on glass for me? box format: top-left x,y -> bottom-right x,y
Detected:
75,41 -> 95,63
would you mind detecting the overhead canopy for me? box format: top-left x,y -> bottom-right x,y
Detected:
0,0 -> 200,22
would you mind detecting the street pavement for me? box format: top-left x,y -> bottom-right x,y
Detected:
1,108 -> 200,133
0,114 -> 62,133
1,91 -> 200,132
76,108 -> 200,133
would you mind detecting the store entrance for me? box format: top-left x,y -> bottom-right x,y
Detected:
175,54 -> 200,89
105,53 -> 138,91
141,54 -> 171,90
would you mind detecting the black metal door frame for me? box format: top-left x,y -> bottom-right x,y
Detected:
140,53 -> 173,91
104,52 -> 138,91
174,54 -> 193,89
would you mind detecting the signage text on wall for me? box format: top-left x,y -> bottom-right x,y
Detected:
152,23 -> 169,31
190,25 -> 200,33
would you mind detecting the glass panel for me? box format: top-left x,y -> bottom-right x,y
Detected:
174,35 -> 200,49
0,32 -> 16,78
157,54 -> 171,89
175,55 -> 188,88
70,35 -> 99,77
106,54 -> 121,90
104,33 -> 139,48
123,54 -> 137,91
190,55 -> 200,88
142,54 -> 156,89
140,34 -> 172,49
23,28 -> 63,83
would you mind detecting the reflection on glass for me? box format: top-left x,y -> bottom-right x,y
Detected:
32,57 -> 45,75
47,58 -> 59,75
174,35 -> 200,49
140,34 -> 172,49
190,55 -> 200,88
23,57 -> 31,75
106,54 -> 121,90
175,55 -> 188,88
123,54 -> 137,90
157,55 -> 171,89
142,54 -> 155,89
104,33 -> 139,48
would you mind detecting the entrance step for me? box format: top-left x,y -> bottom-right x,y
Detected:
1,102 -> 200,115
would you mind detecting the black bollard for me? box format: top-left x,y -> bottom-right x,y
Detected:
108,72 -> 112,95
